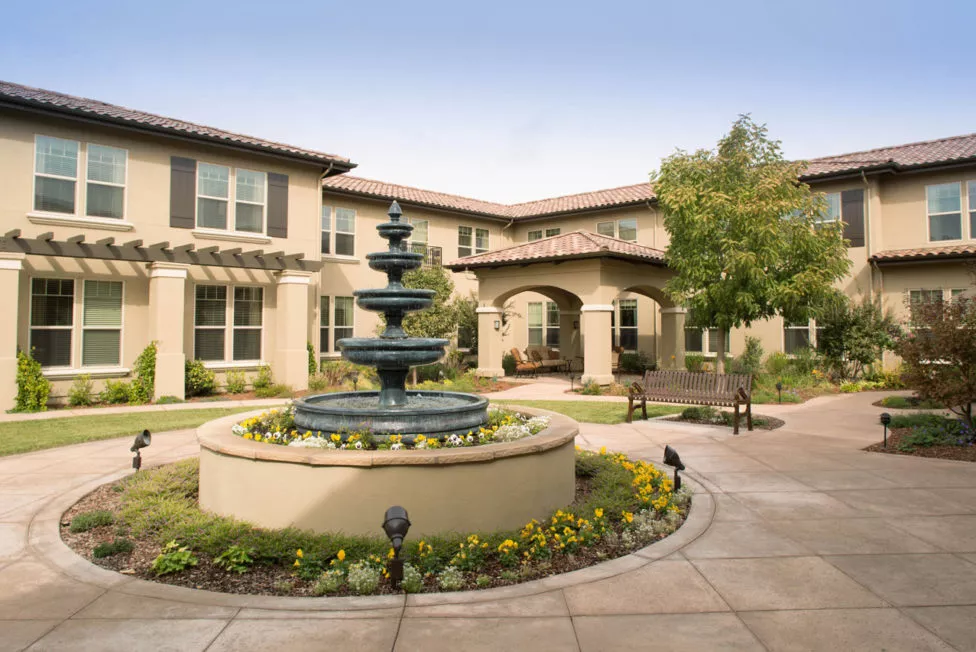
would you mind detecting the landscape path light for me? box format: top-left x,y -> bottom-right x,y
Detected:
880,412 -> 891,448
382,506 -> 411,590
775,381 -> 783,404
130,430 -> 151,470
663,445 -> 685,491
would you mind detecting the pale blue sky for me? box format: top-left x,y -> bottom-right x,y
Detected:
2,0 -> 974,202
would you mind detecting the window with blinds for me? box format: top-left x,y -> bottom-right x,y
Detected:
233,287 -> 263,361
235,169 -> 266,233
546,301 -> 560,347
35,136 -> 78,214
618,299 -> 637,351
528,302 -> 543,346
194,285 -> 227,361
319,296 -> 330,354
197,163 -> 230,230
30,278 -> 74,367
82,281 -> 123,366
334,296 -> 354,350
86,144 -> 126,219
784,320 -> 811,354
335,208 -> 356,256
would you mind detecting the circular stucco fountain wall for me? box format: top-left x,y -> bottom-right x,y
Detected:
197,407 -> 578,537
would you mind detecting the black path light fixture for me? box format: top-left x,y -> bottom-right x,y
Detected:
130,430 -> 151,470
880,412 -> 891,448
382,506 -> 411,590
663,445 -> 685,491
775,381 -> 783,404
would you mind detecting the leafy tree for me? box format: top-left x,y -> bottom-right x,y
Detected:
653,115 -> 851,372
896,294 -> 976,427
454,292 -> 478,352
400,265 -> 459,340
816,296 -> 899,381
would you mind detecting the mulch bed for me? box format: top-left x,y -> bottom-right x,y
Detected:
864,427 -> 976,462
663,414 -> 785,431
60,465 -> 680,597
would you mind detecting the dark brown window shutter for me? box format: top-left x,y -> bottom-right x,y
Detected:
170,157 -> 196,229
841,189 -> 865,247
267,173 -> 289,238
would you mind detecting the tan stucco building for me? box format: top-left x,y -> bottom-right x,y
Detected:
2,79 -> 974,408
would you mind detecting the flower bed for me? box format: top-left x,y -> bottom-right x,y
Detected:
61,447 -> 691,596
865,413 -> 976,462
232,405 -> 549,449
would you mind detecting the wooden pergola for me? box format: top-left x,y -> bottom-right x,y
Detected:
0,229 -> 324,273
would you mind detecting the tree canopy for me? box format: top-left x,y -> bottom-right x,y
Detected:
653,115 -> 851,371
399,265 -> 459,340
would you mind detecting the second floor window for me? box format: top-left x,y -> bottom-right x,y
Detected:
34,136 -> 128,219
596,219 -> 637,241
197,165 -> 266,234
927,182 -> 962,241
458,226 -> 489,257
409,218 -> 428,254
321,206 -> 356,256
528,228 -> 560,241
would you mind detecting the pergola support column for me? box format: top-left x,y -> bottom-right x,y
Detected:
581,304 -> 614,385
148,263 -> 189,400
475,307 -> 505,378
275,271 -> 313,391
0,253 -> 25,410
660,307 -> 687,370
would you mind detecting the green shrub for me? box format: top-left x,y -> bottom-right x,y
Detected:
252,365 -> 274,391
14,349 -> 50,412
887,413 -> 950,429
788,347 -> 820,376
864,367 -> 906,390
151,540 -> 198,575
681,405 -> 718,421
620,351 -> 655,374
730,336 -> 763,378
255,384 -> 292,398
765,352 -> 790,376
156,395 -> 184,404
897,418 -> 973,451
684,354 -> 706,373
880,395 -> 943,409
99,380 -> 133,404
68,374 -> 95,407
224,370 -> 247,394
92,538 -> 134,559
581,380 -> 602,395
130,342 -> 157,404
70,510 -> 114,533
307,342 -> 317,376
184,360 -> 216,397
502,353 -> 516,376
214,545 -> 254,573
308,373 -> 329,392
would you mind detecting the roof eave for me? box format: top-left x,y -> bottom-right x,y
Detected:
320,187 -> 512,221
872,252 -> 976,266
0,97 -> 357,170
512,199 -> 655,221
444,251 -> 667,272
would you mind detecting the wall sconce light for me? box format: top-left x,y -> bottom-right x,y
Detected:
573,320 -> 579,330
493,320 -> 501,331
130,430 -> 151,470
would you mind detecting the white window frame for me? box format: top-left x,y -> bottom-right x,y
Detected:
926,182 -> 963,243
333,296 -> 355,351
81,280 -> 125,368
475,227 -> 489,254
85,143 -> 128,220
320,205 -> 357,258
527,229 -> 543,242
28,277 -> 76,369
319,295 -> 330,356
233,168 -> 267,234
193,284 -> 265,364
617,299 -> 638,352
968,180 -> 976,241
783,319 -> 812,355
33,135 -> 80,216
596,219 -> 637,242
545,227 -> 561,238
817,192 -> 842,224
527,302 -> 544,347
684,311 -> 729,358
408,217 -> 428,254
195,164 -> 270,236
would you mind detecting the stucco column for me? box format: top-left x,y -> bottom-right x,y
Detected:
660,307 -> 687,370
559,311 -> 580,364
148,263 -> 189,400
275,270 -> 312,391
0,253 -> 24,411
475,307 -> 505,377
581,304 -> 613,385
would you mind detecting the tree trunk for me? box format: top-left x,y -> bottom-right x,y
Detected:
715,329 -> 726,374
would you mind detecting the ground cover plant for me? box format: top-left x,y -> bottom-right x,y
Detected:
0,407 -> 256,457
62,448 -> 691,596
865,412 -> 976,462
495,400 -> 685,425
876,395 -> 944,410
668,405 -> 782,431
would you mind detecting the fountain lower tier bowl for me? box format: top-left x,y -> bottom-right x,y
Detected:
338,337 -> 448,368
294,391 -> 489,439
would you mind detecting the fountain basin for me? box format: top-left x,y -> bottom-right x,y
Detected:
294,390 -> 488,439
197,407 -> 578,536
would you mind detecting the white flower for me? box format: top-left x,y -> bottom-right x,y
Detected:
391,443 -> 402,451
354,441 -> 363,449
466,435 -> 474,443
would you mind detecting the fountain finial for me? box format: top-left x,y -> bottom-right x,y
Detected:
388,200 -> 402,223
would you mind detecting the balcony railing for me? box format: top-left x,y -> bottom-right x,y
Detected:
408,242 -> 443,268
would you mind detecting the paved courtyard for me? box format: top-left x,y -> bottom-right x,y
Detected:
1,388 -> 975,651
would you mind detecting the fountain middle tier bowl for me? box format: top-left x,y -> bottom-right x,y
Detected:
294,390 -> 490,439
338,337 -> 448,368
354,289 -> 436,314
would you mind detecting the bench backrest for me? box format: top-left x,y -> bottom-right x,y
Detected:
640,370 -> 751,400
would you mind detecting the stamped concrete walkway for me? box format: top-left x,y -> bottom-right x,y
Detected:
1,391 -> 975,651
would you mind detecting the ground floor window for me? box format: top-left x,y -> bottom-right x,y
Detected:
783,320 -> 811,354
546,302 -> 560,347
319,296 -> 330,354
82,280 -> 123,366
617,299 -> 637,351
528,301 -> 560,348
333,296 -> 354,351
30,278 -> 74,367
194,285 -> 263,362
684,311 -> 729,356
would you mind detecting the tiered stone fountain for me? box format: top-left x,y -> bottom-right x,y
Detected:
293,201 -> 488,439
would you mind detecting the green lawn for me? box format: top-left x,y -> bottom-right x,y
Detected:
494,400 -> 684,424
0,407 -> 257,457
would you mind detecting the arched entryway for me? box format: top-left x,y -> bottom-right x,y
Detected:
445,231 -> 684,383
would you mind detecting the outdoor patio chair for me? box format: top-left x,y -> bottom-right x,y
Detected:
510,348 -> 541,377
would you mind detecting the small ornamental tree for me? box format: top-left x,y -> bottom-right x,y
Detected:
399,265 -> 459,340
653,116 -> 851,372
816,296 -> 900,381
896,295 -> 976,427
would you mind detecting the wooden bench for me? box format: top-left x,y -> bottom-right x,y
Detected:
627,370 -> 753,434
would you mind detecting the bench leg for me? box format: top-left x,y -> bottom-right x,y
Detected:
626,397 -> 635,423
641,399 -> 647,421
733,403 -> 740,435
746,400 -> 753,431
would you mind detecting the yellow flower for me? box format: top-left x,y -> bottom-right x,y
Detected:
337,549 -> 346,562
293,559 -> 300,567
622,511 -> 634,524
296,548 -> 304,558
388,547 -> 395,559
599,446 -> 607,455
594,508 -> 604,519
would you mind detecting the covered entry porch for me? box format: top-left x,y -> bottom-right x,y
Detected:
445,231 -> 685,384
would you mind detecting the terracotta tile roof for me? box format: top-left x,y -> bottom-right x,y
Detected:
444,230 -> 667,269
322,175 -> 509,217
871,243 -> 976,263
802,132 -> 976,180
0,80 -> 354,169
508,183 -> 655,218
